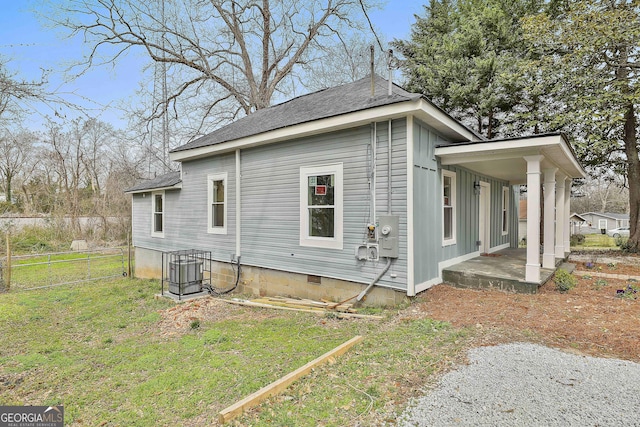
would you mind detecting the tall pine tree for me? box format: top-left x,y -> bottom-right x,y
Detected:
394,0 -> 543,139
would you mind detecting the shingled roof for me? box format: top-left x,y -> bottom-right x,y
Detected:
125,171 -> 181,193
171,75 -> 422,153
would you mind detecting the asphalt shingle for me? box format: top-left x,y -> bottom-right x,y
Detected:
171,75 -> 420,153
125,171 -> 181,193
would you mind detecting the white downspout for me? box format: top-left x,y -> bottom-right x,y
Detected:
388,119 -> 392,214
407,116 -> 415,296
371,123 -> 377,225
235,149 -> 241,258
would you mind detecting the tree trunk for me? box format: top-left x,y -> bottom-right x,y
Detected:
5,175 -> 11,206
487,109 -> 494,139
624,102 -> 640,251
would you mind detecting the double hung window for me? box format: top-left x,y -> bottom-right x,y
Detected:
442,170 -> 456,245
151,191 -> 164,238
208,173 -> 227,234
300,164 -> 343,249
502,186 -> 509,235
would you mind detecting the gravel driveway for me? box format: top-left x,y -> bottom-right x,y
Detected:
398,343 -> 640,426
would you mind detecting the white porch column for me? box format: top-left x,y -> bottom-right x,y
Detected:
543,168 -> 558,269
555,175 -> 566,259
564,179 -> 572,256
524,155 -> 543,282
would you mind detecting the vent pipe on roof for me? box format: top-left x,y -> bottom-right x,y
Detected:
370,45 -> 375,98
387,49 -> 393,96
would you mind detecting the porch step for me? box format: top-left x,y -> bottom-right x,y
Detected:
557,262 -> 576,274
442,269 -> 540,294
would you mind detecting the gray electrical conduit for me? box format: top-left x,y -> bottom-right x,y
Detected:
357,118 -> 395,303
356,257 -> 392,302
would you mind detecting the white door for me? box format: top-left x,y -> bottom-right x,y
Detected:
598,219 -> 607,232
479,182 -> 491,253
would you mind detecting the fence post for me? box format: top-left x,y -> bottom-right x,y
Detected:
127,231 -> 132,279
5,233 -> 10,291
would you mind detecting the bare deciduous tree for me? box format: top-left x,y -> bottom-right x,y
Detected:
47,0 -> 377,127
0,131 -> 36,211
571,174 -> 629,215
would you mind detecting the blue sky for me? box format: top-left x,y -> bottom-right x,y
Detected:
0,1 -> 425,129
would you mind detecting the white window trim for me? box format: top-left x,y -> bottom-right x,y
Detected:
207,172 -> 228,235
151,190 -> 165,238
502,186 -> 509,236
442,169 -> 456,246
299,163 -> 343,250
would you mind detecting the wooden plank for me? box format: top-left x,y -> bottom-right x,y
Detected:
212,298 -> 383,320
218,335 -> 364,424
267,296 -> 328,308
252,298 -> 326,311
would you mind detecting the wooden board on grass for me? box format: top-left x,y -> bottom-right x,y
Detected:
218,335 -> 364,424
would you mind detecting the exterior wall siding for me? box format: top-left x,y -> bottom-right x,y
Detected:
240,120 -> 408,291
439,165 -> 511,257
130,115 -> 520,297
132,120 -> 409,293
132,153 -> 237,261
412,120 -> 443,285
412,119 -> 512,286
510,186 -> 521,248
131,192 -> 151,248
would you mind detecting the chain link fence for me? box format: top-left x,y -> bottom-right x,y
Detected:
1,248 -> 128,292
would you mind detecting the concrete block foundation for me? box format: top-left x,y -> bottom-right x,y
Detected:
134,246 -> 407,307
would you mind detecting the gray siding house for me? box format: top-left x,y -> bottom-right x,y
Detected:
580,212 -> 630,234
127,76 -> 585,305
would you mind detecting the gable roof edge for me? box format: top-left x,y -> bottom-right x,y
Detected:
170,98 -> 478,162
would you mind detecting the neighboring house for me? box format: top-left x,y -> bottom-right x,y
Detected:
570,213 -> 588,235
126,76 -> 585,305
580,212 -> 630,234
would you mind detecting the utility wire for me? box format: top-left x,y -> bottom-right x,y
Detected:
358,0 -> 385,52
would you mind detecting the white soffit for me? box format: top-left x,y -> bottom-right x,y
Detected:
435,134 -> 586,184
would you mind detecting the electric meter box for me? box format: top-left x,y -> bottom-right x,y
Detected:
378,214 -> 399,258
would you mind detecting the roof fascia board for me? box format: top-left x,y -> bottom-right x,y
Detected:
413,98 -> 480,142
126,183 -> 182,194
583,212 -> 622,220
557,137 -> 587,178
170,99 -> 478,162
436,134 -> 562,156
436,134 -> 586,178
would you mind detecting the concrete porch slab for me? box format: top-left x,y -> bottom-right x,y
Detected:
442,248 -> 558,293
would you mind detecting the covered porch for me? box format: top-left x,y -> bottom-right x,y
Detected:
441,248 -> 565,293
435,133 -> 586,289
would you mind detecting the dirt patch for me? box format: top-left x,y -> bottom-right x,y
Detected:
157,297 -> 283,336
411,260 -> 640,363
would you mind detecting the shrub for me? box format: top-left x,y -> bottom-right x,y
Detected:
553,269 -> 577,293
619,238 -> 639,254
570,234 -> 585,246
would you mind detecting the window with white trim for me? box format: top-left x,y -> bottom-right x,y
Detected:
151,191 -> 165,238
502,186 -> 509,235
442,170 -> 456,245
207,172 -> 227,234
300,164 -> 343,249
